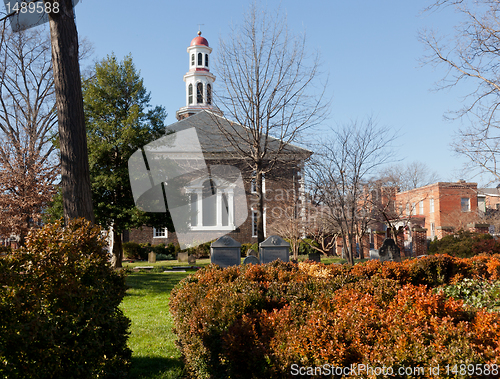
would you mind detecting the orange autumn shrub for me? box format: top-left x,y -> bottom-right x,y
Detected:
170,257 -> 500,379
487,256 -> 500,280
269,282 -> 499,376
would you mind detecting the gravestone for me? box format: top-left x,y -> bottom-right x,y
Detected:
378,238 -> 401,263
148,252 -> 156,264
210,236 -> 241,268
177,252 -> 189,262
259,235 -> 290,264
188,255 -> 196,264
246,248 -> 258,258
243,255 -> 260,265
369,249 -> 380,260
308,252 -> 321,263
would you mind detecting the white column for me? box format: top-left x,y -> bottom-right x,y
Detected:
299,177 -> 306,221
196,188 -> 203,227
227,189 -> 234,228
216,190 -> 222,226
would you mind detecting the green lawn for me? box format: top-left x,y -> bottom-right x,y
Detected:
119,256 -> 365,378
120,270 -> 191,379
123,255 -> 357,270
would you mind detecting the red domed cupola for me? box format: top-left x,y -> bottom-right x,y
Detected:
176,30 -> 222,120
190,31 -> 209,47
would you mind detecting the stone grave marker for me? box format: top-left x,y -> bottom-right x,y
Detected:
308,252 -> 321,263
148,252 -> 156,263
378,238 -> 401,262
246,248 -> 258,258
210,236 -> 241,268
177,252 -> 189,262
259,235 -> 290,264
243,255 -> 260,265
369,249 -> 380,260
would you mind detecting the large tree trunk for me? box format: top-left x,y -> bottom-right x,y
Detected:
47,0 -> 94,223
111,228 -> 123,269
346,234 -> 355,266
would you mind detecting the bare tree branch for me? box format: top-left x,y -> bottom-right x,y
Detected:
0,24 -> 58,244
212,2 -> 329,243
420,0 -> 500,182
307,118 -> 397,265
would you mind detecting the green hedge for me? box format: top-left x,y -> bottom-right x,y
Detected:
428,230 -> 500,258
184,240 -> 212,258
123,242 -> 179,260
0,219 -> 131,379
170,256 -> 500,379
240,243 -> 255,257
123,241 -> 145,260
298,238 -> 320,255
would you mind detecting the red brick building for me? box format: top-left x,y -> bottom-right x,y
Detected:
478,187 -> 500,212
347,180 -> 489,258
394,180 -> 480,240
364,180 -> 489,257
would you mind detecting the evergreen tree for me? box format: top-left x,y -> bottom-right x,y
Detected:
84,54 -> 168,268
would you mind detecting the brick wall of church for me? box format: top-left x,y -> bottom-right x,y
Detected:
125,162 -> 302,247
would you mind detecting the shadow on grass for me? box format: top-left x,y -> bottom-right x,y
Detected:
128,356 -> 185,379
125,272 -> 190,296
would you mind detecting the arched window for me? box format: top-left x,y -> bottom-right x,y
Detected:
197,82 -> 203,103
188,84 -> 193,104
207,84 -> 212,105
191,54 -> 194,66
205,54 -> 209,67
202,179 -> 217,226
198,53 -> 202,66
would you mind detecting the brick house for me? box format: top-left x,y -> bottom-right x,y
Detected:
364,180 -> 487,257
393,180 -> 482,240
125,32 -> 311,247
478,187 -> 500,212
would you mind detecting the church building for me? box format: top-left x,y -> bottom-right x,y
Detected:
125,32 -> 311,248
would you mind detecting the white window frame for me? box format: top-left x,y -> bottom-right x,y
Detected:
186,177 -> 236,232
251,208 -> 267,238
429,198 -> 434,213
251,210 -> 258,237
419,200 -> 424,215
250,171 -> 265,194
153,227 -> 168,238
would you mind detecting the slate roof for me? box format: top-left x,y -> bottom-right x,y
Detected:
165,110 -> 312,160
479,188 -> 500,196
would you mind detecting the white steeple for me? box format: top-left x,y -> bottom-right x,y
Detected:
176,31 -> 220,120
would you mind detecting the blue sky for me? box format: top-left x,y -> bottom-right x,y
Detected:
29,1 -> 494,184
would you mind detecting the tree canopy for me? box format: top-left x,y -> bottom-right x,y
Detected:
83,54 -> 168,267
